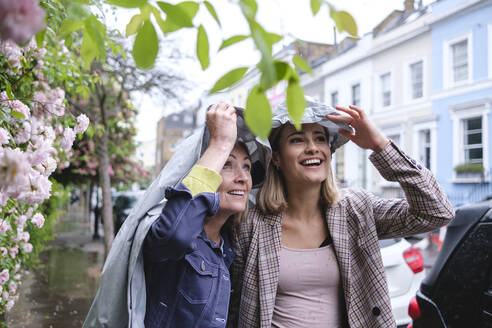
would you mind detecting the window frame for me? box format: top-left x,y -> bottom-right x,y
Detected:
443,31 -> 473,89
404,57 -> 426,102
351,83 -> 361,107
379,72 -> 392,108
412,121 -> 437,174
450,100 -> 490,182
330,90 -> 339,108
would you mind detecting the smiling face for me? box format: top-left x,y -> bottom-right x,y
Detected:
216,144 -> 253,217
273,123 -> 332,188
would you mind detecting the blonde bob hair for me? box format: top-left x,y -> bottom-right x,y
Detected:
257,125 -> 339,215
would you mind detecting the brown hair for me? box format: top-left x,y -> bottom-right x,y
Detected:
256,125 -> 339,215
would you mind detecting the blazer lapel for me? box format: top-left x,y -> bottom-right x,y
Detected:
257,213 -> 282,328
325,204 -> 353,315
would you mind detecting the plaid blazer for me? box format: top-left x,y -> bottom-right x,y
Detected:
228,142 -> 454,328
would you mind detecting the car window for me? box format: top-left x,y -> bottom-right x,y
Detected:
378,238 -> 401,248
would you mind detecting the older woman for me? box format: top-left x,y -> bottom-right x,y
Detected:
228,100 -> 454,328
83,102 -> 270,328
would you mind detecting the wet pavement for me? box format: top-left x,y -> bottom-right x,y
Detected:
6,210 -> 104,328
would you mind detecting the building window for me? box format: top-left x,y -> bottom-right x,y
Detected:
410,61 -> 423,99
331,91 -> 338,107
463,117 -> 483,164
451,39 -> 468,83
351,84 -> 360,107
380,73 -> 391,107
419,129 -> 431,169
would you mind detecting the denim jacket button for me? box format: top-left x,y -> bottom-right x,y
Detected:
201,261 -> 206,271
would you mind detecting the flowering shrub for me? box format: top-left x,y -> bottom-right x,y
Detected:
0,34 -> 89,314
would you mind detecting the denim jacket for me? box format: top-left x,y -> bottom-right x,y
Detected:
143,183 -> 235,328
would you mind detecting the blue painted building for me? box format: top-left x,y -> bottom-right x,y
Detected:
431,0 -> 492,205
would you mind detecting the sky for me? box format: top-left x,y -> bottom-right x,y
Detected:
111,0 -> 433,143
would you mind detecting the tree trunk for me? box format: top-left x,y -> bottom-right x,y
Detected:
97,130 -> 114,259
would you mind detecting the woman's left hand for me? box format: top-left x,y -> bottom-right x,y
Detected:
326,105 -> 390,152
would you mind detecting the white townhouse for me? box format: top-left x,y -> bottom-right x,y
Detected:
369,2 -> 435,197
300,36 -> 374,190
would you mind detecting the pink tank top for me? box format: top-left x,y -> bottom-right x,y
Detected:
271,245 -> 344,328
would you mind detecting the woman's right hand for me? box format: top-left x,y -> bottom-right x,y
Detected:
206,102 -> 237,153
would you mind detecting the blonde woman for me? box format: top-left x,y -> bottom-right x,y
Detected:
228,100 -> 454,328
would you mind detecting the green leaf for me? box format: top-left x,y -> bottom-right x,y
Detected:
286,80 -> 305,130
81,31 -> 98,65
245,86 -> 272,140
209,67 -> 248,93
10,110 -> 25,120
157,1 -> 195,27
267,32 -> 282,45
293,55 -> 313,75
5,83 -> 13,100
250,21 -> 275,89
156,1 -> 199,34
239,0 -> 257,20
35,29 -> 46,47
259,61 -> 289,89
330,7 -> 358,37
61,20 -> 84,35
310,0 -> 322,15
107,0 -> 147,8
84,15 -> 106,60
196,25 -> 209,70
219,35 -> 249,50
126,13 -> 144,36
66,2 -> 91,21
132,20 -> 158,69
204,1 -> 220,27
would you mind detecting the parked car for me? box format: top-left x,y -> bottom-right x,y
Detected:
407,199 -> 492,328
380,238 -> 426,327
113,190 -> 145,235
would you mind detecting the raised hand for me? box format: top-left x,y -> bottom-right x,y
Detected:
197,102 -> 237,173
206,102 -> 237,154
326,105 -> 390,152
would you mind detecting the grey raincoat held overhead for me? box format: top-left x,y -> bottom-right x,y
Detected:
82,101 -> 351,328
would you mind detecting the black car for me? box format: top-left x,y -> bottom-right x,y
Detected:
408,199 -> 492,328
113,190 -> 145,235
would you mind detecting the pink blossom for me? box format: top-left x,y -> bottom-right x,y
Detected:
14,121 -> 31,144
13,274 -> 20,281
14,264 -> 20,273
8,281 -> 17,294
0,128 -> 9,144
0,148 -> 31,195
9,245 -> 18,259
21,243 -> 32,253
0,190 -> 8,206
28,138 -> 54,166
60,128 -> 75,150
0,40 -> 22,68
6,299 -> 15,311
30,213 -> 44,228
0,0 -> 46,44
16,215 -> 27,226
2,291 -> 9,300
19,231 -> 30,242
11,100 -> 30,119
0,219 -> 9,234
41,156 -> 57,176
0,269 -> 9,284
16,169 -> 51,204
75,114 -> 90,134
0,247 -> 7,257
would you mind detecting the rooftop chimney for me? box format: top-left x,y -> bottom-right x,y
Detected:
404,0 -> 414,12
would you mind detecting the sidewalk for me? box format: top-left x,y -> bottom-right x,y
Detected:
6,208 -> 105,328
